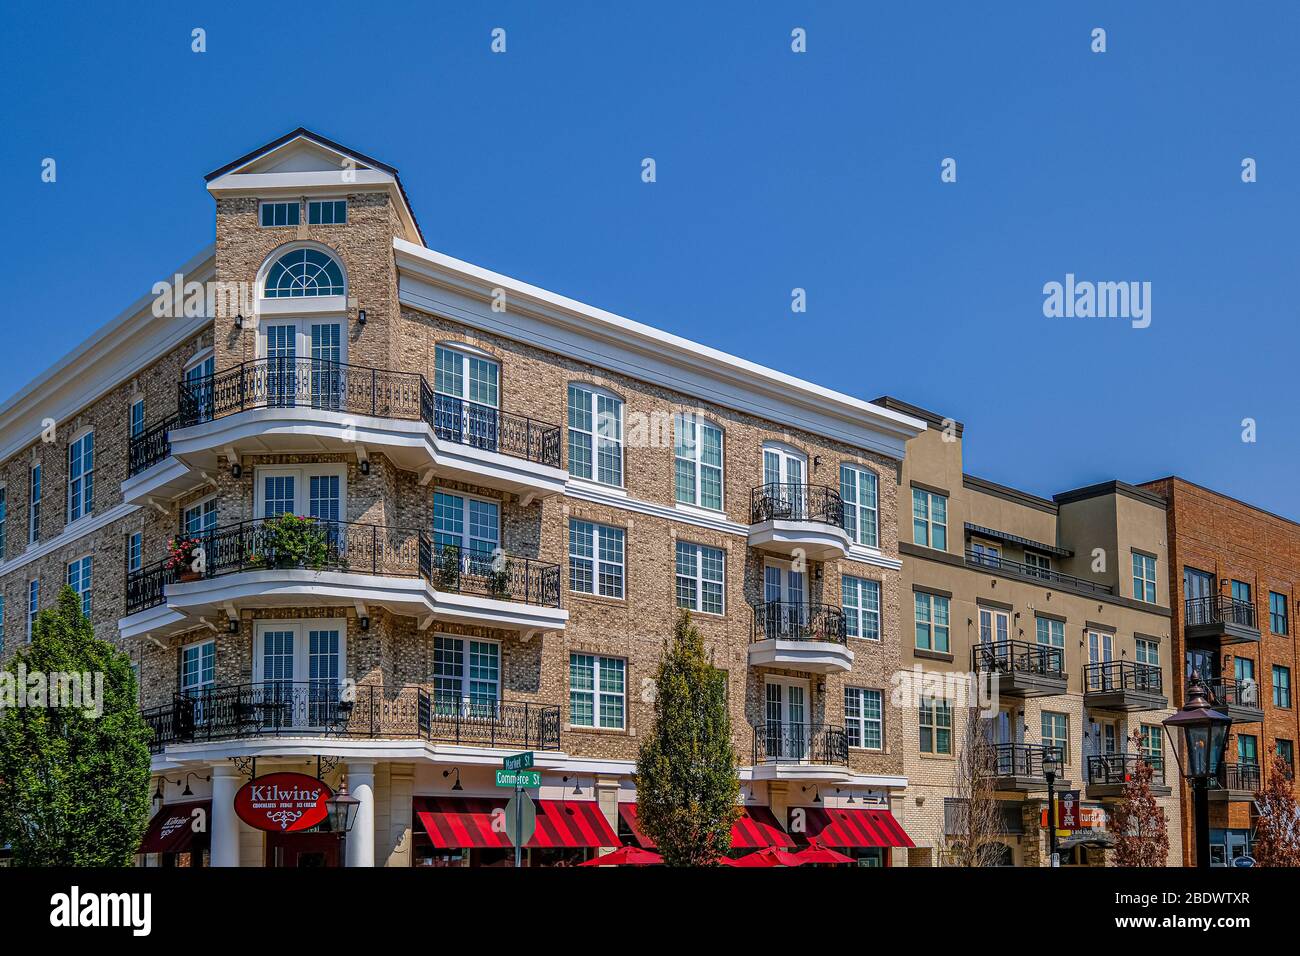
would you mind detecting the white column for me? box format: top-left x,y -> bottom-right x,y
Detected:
345,761 -> 376,868
210,764 -> 242,868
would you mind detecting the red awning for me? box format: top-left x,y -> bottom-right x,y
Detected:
619,804 -> 796,849
415,797 -> 618,849
139,800 -> 211,854
794,807 -> 915,848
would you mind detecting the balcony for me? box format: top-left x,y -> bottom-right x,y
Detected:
747,601 -> 853,673
750,722 -> 850,781
1208,763 -> 1261,802
971,640 -> 1068,698
964,549 -> 1113,596
747,483 -> 851,560
1185,595 -> 1260,645
120,519 -> 566,639
1085,753 -> 1170,798
1083,661 -> 1167,712
989,743 -> 1065,791
1201,678 -> 1263,724
142,682 -> 562,755
123,358 -> 566,506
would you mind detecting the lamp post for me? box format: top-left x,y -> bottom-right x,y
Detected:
1042,749 -> 1061,868
325,779 -> 361,864
1164,677 -> 1232,868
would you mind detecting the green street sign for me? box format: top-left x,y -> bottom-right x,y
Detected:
495,769 -> 541,788
503,752 -> 534,772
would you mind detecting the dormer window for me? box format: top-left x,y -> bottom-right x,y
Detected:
263,248 -> 346,298
309,200 -> 347,225
260,201 -> 300,227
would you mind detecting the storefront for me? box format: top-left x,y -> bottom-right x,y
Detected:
138,799 -> 212,867
412,796 -> 618,867
1209,828 -> 1254,866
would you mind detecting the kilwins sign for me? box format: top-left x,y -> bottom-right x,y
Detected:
235,772 -> 333,832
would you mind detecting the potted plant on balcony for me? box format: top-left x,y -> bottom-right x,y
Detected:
166,536 -> 204,582
435,544 -> 462,591
260,513 -> 329,570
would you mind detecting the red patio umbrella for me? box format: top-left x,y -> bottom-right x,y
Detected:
793,845 -> 855,865
579,845 -> 663,866
726,846 -> 807,867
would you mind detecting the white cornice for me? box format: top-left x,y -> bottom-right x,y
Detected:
393,239 -> 927,460
0,247 -> 215,461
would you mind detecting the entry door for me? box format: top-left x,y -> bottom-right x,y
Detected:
1186,647 -> 1217,688
1184,568 -> 1215,624
1088,631 -> 1114,688
264,323 -> 297,406
985,707 -> 1017,773
763,561 -> 807,636
267,832 -> 341,868
310,322 -> 343,410
254,624 -> 344,728
978,607 -> 1010,645
762,447 -> 806,517
765,678 -> 809,760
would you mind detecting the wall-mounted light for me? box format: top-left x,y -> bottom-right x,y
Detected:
443,767 -> 463,792
359,615 -> 370,632
358,309 -> 367,326
234,313 -> 244,329
231,463 -> 242,480
166,771 -> 210,797
802,784 -> 822,804
227,617 -> 239,634
563,775 -> 584,797
359,460 -> 371,476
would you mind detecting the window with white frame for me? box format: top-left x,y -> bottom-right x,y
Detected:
675,541 -> 724,614
260,201 -> 300,227
26,579 -> 38,641
1132,551 -> 1157,603
1041,711 -> 1069,761
433,491 -> 501,557
1024,551 -> 1051,578
255,465 -> 345,520
912,488 -> 947,550
919,696 -> 952,754
840,464 -> 879,548
67,430 -> 94,522
570,653 -> 625,729
1136,637 -> 1159,667
567,384 -> 623,486
569,520 -> 624,598
263,247 -> 345,298
66,556 -> 92,618
184,496 -> 217,535
0,485 -> 6,562
308,199 -> 347,225
914,591 -> 950,652
28,463 -> 40,544
674,415 -> 723,510
0,596 -> 5,652
180,638 -> 216,700
130,398 -> 145,439
433,635 -> 500,715
843,576 -> 881,640
845,687 -> 883,750
1035,616 -> 1065,649
435,345 -> 499,408
128,532 -> 143,573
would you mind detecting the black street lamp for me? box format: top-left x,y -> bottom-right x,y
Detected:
1164,677 -> 1232,868
1043,749 -> 1061,867
325,781 -> 361,835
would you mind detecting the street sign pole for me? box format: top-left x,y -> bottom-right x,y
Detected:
514,781 -> 522,868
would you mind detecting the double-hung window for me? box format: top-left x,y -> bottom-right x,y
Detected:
1140,725 -> 1163,766
912,489 -> 947,550
184,497 -> 217,536
919,697 -> 952,754
28,463 -> 41,544
433,345 -> 500,447
840,465 -> 879,548
1270,592 -> 1289,635
1274,666 -> 1292,709
1131,552 -> 1157,603
673,414 -> 723,510
915,591 -> 950,652
26,579 -> 39,641
130,398 -> 145,438
675,541 -> 724,614
433,636 -> 500,716
569,520 -> 624,598
67,431 -> 94,522
845,687 -> 883,750
1041,711 -> 1069,762
433,491 -> 500,557
0,486 -> 6,561
843,576 -> 881,640
567,385 -> 623,486
1024,551 -> 1051,578
181,639 -> 216,697
66,556 -> 92,618
1035,616 -> 1065,651
128,532 -> 143,573
570,653 -> 625,729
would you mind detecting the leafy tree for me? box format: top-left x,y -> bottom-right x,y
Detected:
0,586 -> 152,865
1111,732 -> 1170,867
635,611 -> 740,866
1253,751 -> 1300,867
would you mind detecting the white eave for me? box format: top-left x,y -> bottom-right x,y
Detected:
394,239 -> 927,460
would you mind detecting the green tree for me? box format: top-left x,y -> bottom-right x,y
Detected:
0,586 -> 152,865
635,611 -> 740,866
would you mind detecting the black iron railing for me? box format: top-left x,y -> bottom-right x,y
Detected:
1186,594 -> 1258,630
428,543 -> 562,607
749,482 -> 845,528
1083,660 -> 1163,695
143,683 -> 562,754
1214,762 -> 1261,792
1201,677 -> 1262,710
172,357 -> 562,468
751,601 -> 847,644
965,549 -> 1113,595
752,722 -> 849,766
972,639 -> 1066,680
1086,752 -> 1165,786
128,414 -> 179,477
990,742 -> 1062,778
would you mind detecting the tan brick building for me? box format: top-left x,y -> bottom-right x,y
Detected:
0,130 -> 929,866
1140,476 -> 1300,866
874,398 -> 1183,866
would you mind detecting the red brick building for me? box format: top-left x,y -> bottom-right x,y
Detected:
1141,477 -> 1300,865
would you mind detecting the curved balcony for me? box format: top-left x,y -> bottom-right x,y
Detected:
1083,661 -> 1167,712
143,682 -> 562,756
971,639 -> 1067,698
750,722 -> 850,781
1185,595 -> 1259,645
748,601 -> 853,673
123,358 -> 566,506
747,483 -> 850,560
119,518 -> 567,639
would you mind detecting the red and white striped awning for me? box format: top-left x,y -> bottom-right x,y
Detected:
414,797 -> 618,849
793,807 -> 915,848
619,803 -> 797,849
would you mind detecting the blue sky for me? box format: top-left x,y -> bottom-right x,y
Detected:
2,1 -> 1296,514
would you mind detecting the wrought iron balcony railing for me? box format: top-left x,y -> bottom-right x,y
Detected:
1083,660 -> 1163,695
1186,594 -> 1258,630
142,682 -> 562,754
749,482 -> 845,528
964,549 -> 1114,595
751,601 -> 847,644
1200,677 -> 1262,710
989,742 -> 1062,778
971,639 -> 1066,680
1086,752 -> 1166,786
1213,762 -> 1261,792
426,392 -> 562,469
428,543 -> 562,607
752,722 -> 849,766
127,414 -> 179,477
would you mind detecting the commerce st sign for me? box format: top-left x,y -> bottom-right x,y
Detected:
495,769 -> 542,788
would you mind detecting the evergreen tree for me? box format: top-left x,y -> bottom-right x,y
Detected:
635,611 -> 740,866
1111,732 -> 1170,867
0,586 -> 152,865
1253,751 -> 1300,867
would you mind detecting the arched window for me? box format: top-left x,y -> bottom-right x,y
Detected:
263,248 -> 346,298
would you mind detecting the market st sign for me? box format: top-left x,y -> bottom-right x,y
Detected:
234,772 -> 333,832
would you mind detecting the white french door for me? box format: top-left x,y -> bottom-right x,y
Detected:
1089,631 -> 1114,688
762,445 -> 807,518
978,607 -> 1010,644
259,320 -> 345,408
764,677 -> 810,760
253,622 -> 345,728
763,560 -> 808,637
